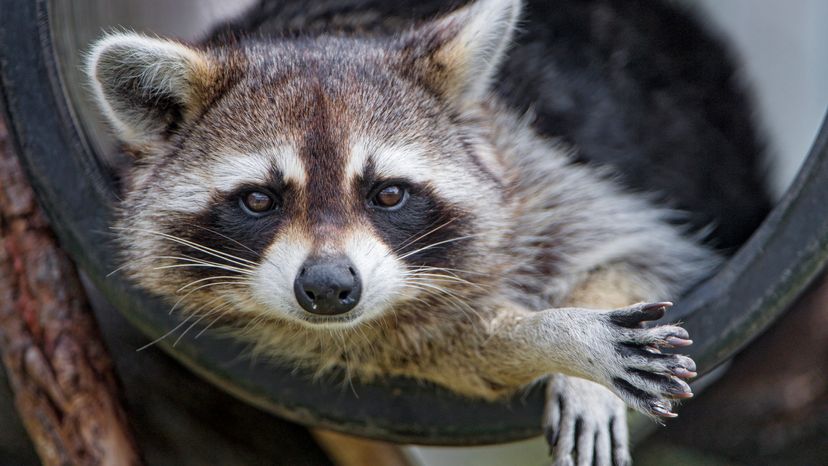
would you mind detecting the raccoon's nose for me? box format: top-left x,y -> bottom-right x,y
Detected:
294,256 -> 361,315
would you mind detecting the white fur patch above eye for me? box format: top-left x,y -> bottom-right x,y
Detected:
211,145 -> 306,191
347,139 -> 431,184
347,139 -> 478,204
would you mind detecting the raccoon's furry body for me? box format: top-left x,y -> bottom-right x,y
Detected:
86,0 -> 768,463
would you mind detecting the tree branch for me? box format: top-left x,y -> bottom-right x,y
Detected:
0,119 -> 143,466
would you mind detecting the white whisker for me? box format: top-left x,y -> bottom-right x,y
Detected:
389,218 -> 457,256
397,233 -> 483,261
112,226 -> 258,268
177,275 -> 250,292
154,262 -> 254,276
405,272 -> 483,290
171,281 -> 250,313
136,313 -> 197,352
173,302 -> 233,346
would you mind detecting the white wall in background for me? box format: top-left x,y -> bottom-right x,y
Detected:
693,0 -> 828,199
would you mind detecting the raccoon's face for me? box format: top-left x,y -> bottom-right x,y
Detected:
87,0 -> 520,328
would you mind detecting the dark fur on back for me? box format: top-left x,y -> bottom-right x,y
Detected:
210,0 -> 771,251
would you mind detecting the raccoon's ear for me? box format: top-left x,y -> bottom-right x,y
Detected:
86,32 -> 220,149
400,0 -> 522,106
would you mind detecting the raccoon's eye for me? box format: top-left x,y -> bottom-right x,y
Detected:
240,191 -> 276,216
371,184 -> 408,209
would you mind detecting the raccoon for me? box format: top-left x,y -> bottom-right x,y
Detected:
86,0 -> 769,464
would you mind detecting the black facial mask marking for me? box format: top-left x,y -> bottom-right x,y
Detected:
165,172 -> 290,281
360,172 -> 470,269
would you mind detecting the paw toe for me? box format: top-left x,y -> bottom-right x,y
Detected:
594,429 -> 611,466
552,454 -> 575,466
543,394 -> 563,451
665,355 -> 697,379
665,376 -> 693,399
612,374 -> 687,418
611,416 -> 631,465
608,302 -> 672,328
575,425 -> 595,466
613,449 -> 633,466
545,426 -> 559,453
648,399 -> 677,418
545,377 -> 631,465
628,325 -> 689,347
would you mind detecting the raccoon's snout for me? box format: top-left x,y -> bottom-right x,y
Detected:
293,256 -> 362,315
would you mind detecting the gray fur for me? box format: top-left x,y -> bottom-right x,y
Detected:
545,375 -> 631,466
85,0 -> 725,463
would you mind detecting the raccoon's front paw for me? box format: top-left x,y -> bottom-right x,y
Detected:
599,302 -> 696,418
544,375 -> 631,466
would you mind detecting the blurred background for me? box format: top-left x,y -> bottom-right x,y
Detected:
2,0 -> 827,465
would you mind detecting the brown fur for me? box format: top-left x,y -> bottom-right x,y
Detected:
87,1 -> 718,462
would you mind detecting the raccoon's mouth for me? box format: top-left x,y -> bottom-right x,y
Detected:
296,312 -> 361,328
